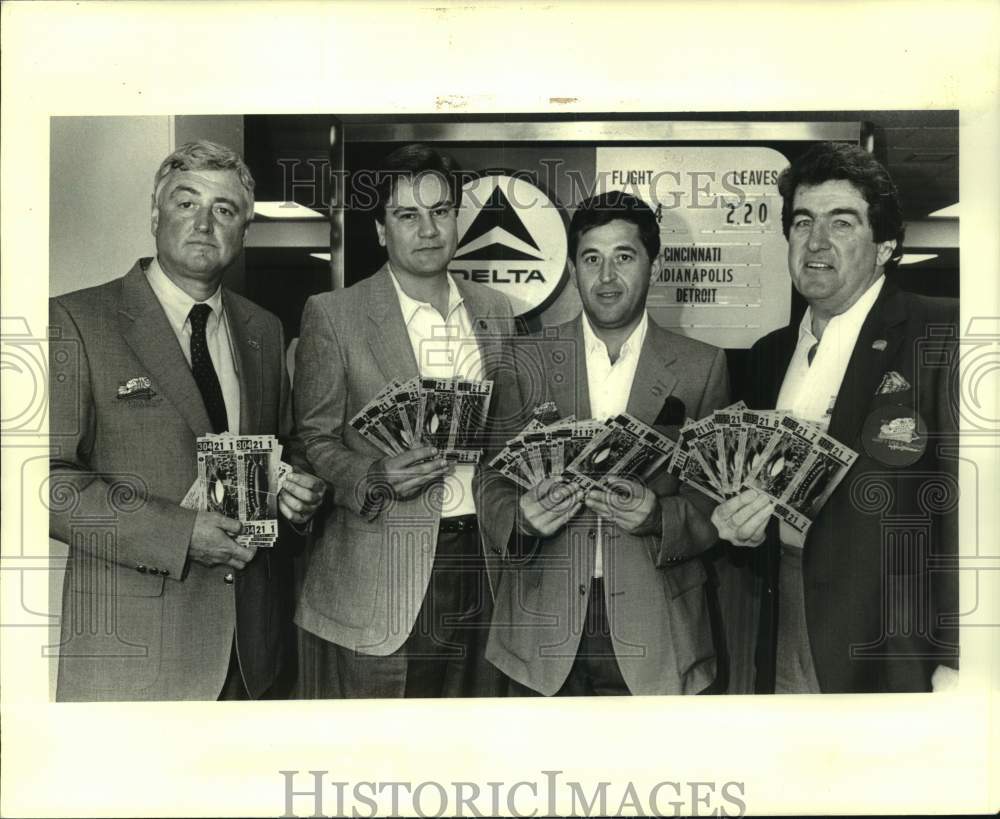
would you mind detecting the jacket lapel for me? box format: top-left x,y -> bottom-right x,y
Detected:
366,266 -> 420,382
224,292 -> 262,435
769,341 -> 796,409
455,276 -> 502,383
755,325 -> 798,410
827,279 -> 907,445
117,261 -> 213,437
626,319 -> 679,425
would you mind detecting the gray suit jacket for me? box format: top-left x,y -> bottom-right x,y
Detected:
476,316 -> 730,695
293,265 -> 516,656
49,259 -> 296,701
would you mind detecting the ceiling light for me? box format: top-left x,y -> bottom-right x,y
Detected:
899,253 -> 938,265
927,203 -> 959,218
254,201 -> 326,220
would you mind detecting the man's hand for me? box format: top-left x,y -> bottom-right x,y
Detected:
931,664 -> 959,693
585,478 -> 660,535
367,446 -> 451,502
517,477 -> 585,538
711,488 -> 774,547
188,510 -> 256,569
278,469 -> 325,524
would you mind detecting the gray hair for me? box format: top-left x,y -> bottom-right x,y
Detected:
152,140 -> 255,220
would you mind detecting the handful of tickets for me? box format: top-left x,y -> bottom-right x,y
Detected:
668,401 -> 859,536
180,433 -> 292,548
489,402 -> 677,493
349,376 -> 494,464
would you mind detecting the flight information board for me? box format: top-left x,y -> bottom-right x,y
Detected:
596,146 -> 791,349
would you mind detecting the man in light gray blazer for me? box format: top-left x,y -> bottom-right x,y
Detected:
476,191 -> 730,696
49,140 -> 324,701
293,144 -> 516,697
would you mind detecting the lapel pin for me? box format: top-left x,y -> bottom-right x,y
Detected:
247,339 -> 260,350
872,339 -> 887,351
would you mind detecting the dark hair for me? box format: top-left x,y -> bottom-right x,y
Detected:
568,190 -> 661,263
777,142 -> 905,268
374,144 -> 464,224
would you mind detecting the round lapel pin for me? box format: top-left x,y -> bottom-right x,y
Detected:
862,404 -> 927,467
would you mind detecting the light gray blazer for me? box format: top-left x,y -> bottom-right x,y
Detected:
49,259 -> 296,701
293,265 -> 516,656
476,315 -> 730,695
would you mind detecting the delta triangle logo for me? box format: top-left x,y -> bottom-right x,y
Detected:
450,174 -> 567,316
453,185 -> 544,262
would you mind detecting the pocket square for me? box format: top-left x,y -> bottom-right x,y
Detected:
116,376 -> 156,400
654,395 -> 686,427
876,370 -> 911,395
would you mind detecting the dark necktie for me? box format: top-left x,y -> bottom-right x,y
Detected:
807,341 -> 819,366
188,303 -> 229,433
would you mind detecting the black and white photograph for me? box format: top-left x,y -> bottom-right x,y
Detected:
1,1 -> 997,817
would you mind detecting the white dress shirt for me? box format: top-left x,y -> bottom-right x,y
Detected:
582,310 -> 649,578
775,274 -> 885,545
389,268 -> 484,518
146,258 -> 241,433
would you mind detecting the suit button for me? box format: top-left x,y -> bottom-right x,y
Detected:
161,569 -> 170,577
136,564 -> 147,573
223,572 -> 235,584
578,583 -> 587,596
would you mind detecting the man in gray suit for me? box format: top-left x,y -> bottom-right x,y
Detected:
476,191 -> 730,696
49,140 -> 324,701
293,144 -> 516,697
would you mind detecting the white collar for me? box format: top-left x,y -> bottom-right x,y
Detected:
146,257 -> 224,328
388,265 -> 464,325
799,274 -> 885,344
581,309 -> 649,362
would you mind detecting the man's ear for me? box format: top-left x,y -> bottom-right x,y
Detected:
567,258 -> 577,285
375,219 -> 386,247
650,252 -> 662,286
875,239 -> 897,267
243,200 -> 254,243
150,194 -> 159,237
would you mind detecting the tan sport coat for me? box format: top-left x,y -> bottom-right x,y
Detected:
476,315 -> 730,695
49,259 -> 297,700
293,265 -> 516,656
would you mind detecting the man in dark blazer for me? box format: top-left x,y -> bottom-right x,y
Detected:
713,142 -> 959,693
49,140 -> 324,701
476,192 -> 730,696
293,144 -> 516,698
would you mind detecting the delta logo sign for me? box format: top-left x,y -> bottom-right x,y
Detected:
449,174 -> 567,316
